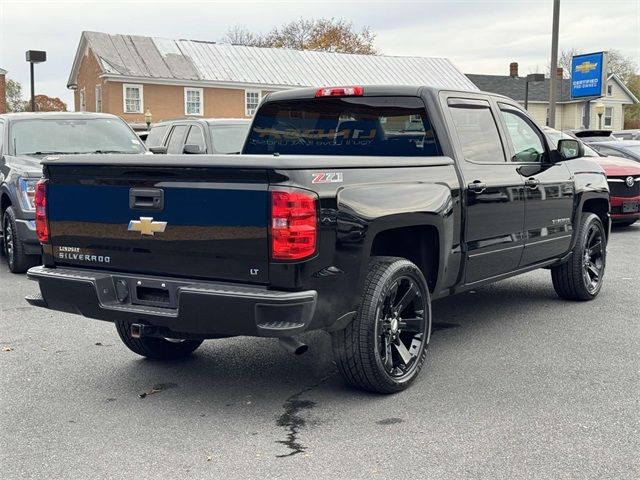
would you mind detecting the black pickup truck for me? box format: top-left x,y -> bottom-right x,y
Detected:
26,86 -> 610,393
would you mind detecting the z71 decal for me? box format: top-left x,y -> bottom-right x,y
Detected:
312,172 -> 343,184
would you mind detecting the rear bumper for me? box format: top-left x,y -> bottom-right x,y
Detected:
26,266 -> 317,338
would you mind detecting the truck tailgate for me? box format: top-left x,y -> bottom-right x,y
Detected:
46,165 -> 269,284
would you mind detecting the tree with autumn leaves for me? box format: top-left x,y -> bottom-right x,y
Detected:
5,79 -> 67,112
223,18 -> 377,55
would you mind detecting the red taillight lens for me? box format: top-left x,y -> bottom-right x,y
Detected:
271,190 -> 317,260
315,86 -> 364,97
34,180 -> 49,243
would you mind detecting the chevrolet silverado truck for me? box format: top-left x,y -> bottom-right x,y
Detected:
25,86 -> 610,393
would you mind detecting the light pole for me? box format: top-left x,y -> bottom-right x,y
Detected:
524,73 -> 545,111
25,50 -> 46,112
144,108 -> 152,130
548,0 -> 560,127
595,102 -> 605,129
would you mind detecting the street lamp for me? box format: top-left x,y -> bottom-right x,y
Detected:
25,50 -> 46,112
144,108 -> 152,129
595,102 -> 605,129
524,73 -> 545,111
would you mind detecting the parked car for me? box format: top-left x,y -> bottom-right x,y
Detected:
26,86 -> 609,394
545,128 -> 640,226
145,118 -> 250,154
136,130 -> 150,143
589,141 -> 640,163
0,112 -> 147,273
613,129 -> 640,141
568,129 -> 619,143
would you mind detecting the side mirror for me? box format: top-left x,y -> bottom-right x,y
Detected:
183,144 -> 203,154
557,138 -> 584,161
148,146 -> 167,155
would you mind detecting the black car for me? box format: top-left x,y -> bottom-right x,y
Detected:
568,129 -> 619,143
0,112 -> 147,272
145,118 -> 250,154
589,140 -> 640,162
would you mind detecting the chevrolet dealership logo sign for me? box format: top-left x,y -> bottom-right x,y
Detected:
575,61 -> 598,74
128,217 -> 167,236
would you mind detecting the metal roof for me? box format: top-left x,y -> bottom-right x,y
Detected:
69,31 -> 477,91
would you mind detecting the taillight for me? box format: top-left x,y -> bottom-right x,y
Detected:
271,190 -> 317,260
315,86 -> 364,97
34,180 -> 49,243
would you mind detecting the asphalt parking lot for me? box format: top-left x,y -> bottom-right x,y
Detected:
1,225 -> 638,480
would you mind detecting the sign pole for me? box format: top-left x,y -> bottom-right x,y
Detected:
548,0 -> 560,128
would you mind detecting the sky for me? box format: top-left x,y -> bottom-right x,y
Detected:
1,0 -> 639,109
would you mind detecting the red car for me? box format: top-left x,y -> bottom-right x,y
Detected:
593,155 -> 640,226
545,127 -> 640,227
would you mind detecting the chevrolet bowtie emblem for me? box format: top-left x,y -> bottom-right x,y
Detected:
128,217 -> 167,236
575,61 -> 598,74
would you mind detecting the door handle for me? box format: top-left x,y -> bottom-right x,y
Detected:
525,178 -> 540,189
467,181 -> 487,193
129,188 -> 164,210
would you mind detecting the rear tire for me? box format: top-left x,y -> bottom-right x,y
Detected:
551,213 -> 606,301
2,206 -> 40,274
331,256 -> 431,394
115,321 -> 203,359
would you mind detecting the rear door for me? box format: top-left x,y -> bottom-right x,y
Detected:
497,103 -> 574,266
444,96 -> 526,284
46,164 -> 270,284
165,125 -> 189,154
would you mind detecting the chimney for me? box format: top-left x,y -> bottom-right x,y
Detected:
556,67 -> 564,79
509,62 -> 519,78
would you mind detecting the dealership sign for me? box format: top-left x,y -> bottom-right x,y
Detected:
570,52 -> 608,99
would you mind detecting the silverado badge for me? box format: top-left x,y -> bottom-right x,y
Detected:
128,217 -> 167,236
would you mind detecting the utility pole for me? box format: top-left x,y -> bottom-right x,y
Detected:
548,0 -> 560,128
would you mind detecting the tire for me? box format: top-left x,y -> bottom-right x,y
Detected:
331,256 -> 431,394
2,206 -> 40,274
115,320 -> 203,359
551,213 -> 606,301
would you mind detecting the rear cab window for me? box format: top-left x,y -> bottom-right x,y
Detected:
244,96 -> 440,156
146,124 -> 169,147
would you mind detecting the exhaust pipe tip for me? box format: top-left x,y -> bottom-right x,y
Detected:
279,336 -> 308,356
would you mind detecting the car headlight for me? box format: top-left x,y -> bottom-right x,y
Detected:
18,178 -> 40,211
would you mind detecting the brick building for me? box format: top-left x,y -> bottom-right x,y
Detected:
0,68 -> 7,114
67,31 -> 476,123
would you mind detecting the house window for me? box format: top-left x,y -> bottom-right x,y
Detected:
95,85 -> 102,112
245,90 -> 261,116
607,84 -> 613,97
184,88 -> 203,116
604,107 -> 613,128
123,84 -> 143,113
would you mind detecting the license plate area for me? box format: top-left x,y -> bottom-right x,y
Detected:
112,276 -> 179,309
622,201 -> 640,213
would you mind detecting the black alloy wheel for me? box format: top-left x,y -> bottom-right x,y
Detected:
376,275 -> 427,381
581,222 -> 605,295
3,213 -> 14,266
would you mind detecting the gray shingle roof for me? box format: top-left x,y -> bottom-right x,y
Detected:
69,31 -> 478,91
466,74 -> 574,103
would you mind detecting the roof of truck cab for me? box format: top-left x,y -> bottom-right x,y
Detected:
262,85 -> 510,102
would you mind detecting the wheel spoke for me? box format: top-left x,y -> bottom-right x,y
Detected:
393,282 -> 418,314
589,241 -> 603,257
393,339 -> 413,365
586,226 -> 597,246
383,335 -> 393,371
587,263 -> 600,277
398,317 -> 423,332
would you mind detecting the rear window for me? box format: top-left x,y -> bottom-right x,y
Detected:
146,124 -> 169,146
244,96 -> 440,156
